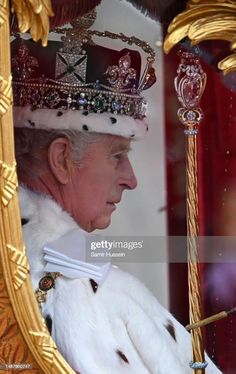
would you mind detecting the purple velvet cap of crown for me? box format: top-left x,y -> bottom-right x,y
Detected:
11,32 -> 155,139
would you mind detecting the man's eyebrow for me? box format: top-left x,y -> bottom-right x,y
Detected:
110,144 -> 132,153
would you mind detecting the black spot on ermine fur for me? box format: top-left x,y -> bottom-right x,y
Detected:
110,117 -> 117,124
116,350 -> 129,364
165,320 -> 177,342
89,279 -> 98,293
45,315 -> 52,334
82,125 -> 89,131
28,120 -> 35,127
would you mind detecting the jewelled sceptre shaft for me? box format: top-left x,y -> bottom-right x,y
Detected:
174,51 -> 207,373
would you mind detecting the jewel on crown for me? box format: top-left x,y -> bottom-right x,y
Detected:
11,10 -> 156,119
11,37 -> 39,79
105,53 -> 137,91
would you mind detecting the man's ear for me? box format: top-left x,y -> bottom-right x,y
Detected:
48,137 -> 74,184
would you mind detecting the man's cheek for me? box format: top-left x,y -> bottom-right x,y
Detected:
88,200 -> 107,218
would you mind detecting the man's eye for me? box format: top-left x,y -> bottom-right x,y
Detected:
111,149 -> 130,162
113,153 -> 123,161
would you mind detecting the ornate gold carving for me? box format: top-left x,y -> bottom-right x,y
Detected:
163,0 -> 236,74
11,0 -> 54,46
29,328 -> 57,364
0,1 -> 73,373
0,262 -> 43,373
174,52 -> 206,135
0,161 -> 18,206
0,0 -> 8,27
7,244 -> 29,290
218,53 -> 236,74
0,75 -> 12,116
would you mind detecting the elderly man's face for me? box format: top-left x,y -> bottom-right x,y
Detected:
63,135 -> 137,232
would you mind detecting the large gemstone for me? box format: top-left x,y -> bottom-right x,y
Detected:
186,110 -> 196,121
93,96 -> 106,111
124,100 -> 135,116
111,100 -> 121,111
31,90 -> 40,102
77,97 -> 88,106
46,90 -> 60,107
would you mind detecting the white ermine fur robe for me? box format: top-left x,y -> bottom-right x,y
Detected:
19,187 -> 222,374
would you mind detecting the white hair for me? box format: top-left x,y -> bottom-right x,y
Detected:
14,128 -> 107,180
53,129 -> 107,164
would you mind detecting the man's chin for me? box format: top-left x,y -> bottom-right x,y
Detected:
91,215 -> 112,231
82,218 -> 112,233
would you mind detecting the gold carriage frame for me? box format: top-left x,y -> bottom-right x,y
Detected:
0,1 -> 235,373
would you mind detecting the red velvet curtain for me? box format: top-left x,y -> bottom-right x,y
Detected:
165,41 -> 236,373
198,44 -> 236,374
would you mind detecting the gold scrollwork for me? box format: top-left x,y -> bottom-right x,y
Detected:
29,328 -> 58,364
11,0 -> 54,46
218,53 -> 236,75
0,161 -> 18,207
7,244 -> 29,290
0,0 -> 8,27
0,75 -> 12,116
0,264 -> 41,372
163,0 -> 236,74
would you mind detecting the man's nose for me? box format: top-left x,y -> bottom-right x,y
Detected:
118,157 -> 137,190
